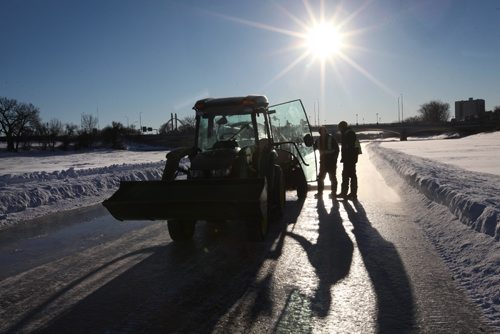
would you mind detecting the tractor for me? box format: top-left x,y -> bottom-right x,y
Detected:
103,95 -> 317,241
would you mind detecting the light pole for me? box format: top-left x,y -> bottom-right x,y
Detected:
397,96 -> 401,123
139,112 -> 143,132
356,113 -> 358,125
376,113 -> 379,125
400,94 -> 404,123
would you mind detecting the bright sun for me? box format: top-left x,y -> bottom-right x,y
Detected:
306,22 -> 343,59
211,3 -> 395,97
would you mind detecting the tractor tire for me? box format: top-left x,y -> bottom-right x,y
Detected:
296,171 -> 308,199
247,215 -> 269,241
247,194 -> 269,241
168,220 -> 195,241
271,166 -> 285,219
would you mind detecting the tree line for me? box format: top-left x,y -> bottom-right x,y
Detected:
405,100 -> 500,123
0,97 -> 195,152
2,96 -> 498,152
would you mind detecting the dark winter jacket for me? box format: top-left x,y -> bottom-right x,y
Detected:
315,133 -> 339,159
340,127 -> 359,164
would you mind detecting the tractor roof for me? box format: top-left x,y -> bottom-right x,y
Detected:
193,95 -> 269,116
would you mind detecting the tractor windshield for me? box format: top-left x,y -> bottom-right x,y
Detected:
197,113 -> 257,152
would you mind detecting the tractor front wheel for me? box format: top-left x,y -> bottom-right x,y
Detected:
297,172 -> 308,199
271,166 -> 285,219
168,220 -> 196,241
247,194 -> 269,241
247,215 -> 269,241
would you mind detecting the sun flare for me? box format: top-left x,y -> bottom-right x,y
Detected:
210,1 -> 395,104
306,22 -> 343,59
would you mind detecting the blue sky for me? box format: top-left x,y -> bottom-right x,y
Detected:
1,0 -> 499,129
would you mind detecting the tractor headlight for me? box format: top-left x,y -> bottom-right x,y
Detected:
211,167 -> 232,177
190,169 -> 205,178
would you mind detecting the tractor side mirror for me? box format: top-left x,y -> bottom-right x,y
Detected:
303,134 -> 314,147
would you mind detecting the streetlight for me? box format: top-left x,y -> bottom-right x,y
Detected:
139,112 -> 143,132
356,113 -> 358,125
400,94 -> 404,123
397,96 -> 400,123
376,113 -> 379,124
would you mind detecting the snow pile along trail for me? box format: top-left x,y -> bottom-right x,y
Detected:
0,162 -> 165,229
370,142 -> 500,241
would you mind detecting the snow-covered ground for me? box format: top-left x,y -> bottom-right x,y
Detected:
376,131 -> 500,241
371,132 -> 500,328
0,132 -> 499,327
0,149 -> 168,227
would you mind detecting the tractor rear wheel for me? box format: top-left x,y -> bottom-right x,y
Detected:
271,166 -> 285,219
168,220 -> 195,241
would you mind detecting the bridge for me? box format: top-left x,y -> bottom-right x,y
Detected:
311,122 -> 499,141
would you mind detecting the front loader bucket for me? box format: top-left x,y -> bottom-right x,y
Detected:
103,178 -> 267,222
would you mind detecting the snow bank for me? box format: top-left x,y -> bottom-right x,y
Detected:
0,162 -> 165,230
369,142 -> 500,241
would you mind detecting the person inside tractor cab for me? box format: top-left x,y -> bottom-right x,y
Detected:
162,147 -> 195,181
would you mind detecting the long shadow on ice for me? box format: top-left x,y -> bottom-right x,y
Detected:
342,200 -> 416,332
287,197 -> 354,318
13,198 -> 306,333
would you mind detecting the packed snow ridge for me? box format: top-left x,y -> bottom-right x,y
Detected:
370,142 -> 500,241
0,161 -> 165,229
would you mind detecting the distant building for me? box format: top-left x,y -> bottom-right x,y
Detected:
455,98 -> 485,121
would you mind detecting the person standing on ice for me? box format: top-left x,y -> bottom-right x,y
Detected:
314,125 -> 339,197
337,121 -> 361,200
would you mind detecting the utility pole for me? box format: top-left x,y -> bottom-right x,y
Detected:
317,100 -> 320,126
397,97 -> 401,123
313,102 -> 316,127
356,113 -> 358,125
96,104 -> 100,130
139,112 -> 142,132
401,94 -> 404,123
376,113 -> 379,124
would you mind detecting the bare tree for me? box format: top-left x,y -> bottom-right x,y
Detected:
47,119 -> 63,150
178,116 -> 196,133
101,121 -> 124,149
65,123 -> 78,137
0,97 -> 41,151
78,113 -> 99,149
0,97 -> 18,151
418,100 -> 450,123
81,113 -> 98,133
34,120 -> 49,150
61,123 -> 78,150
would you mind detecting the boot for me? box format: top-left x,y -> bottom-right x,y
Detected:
348,176 -> 358,199
316,178 -> 324,198
331,181 -> 338,197
337,178 -> 348,198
